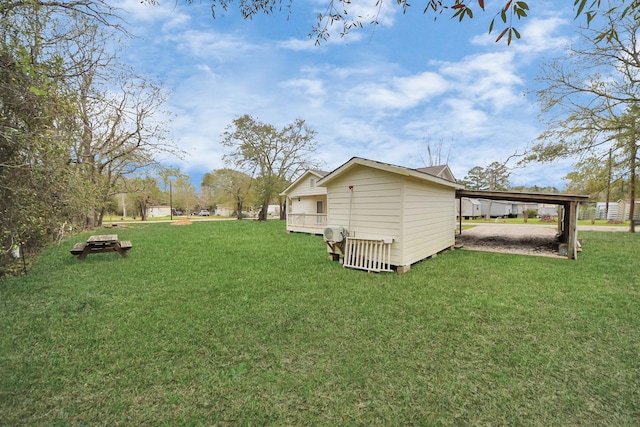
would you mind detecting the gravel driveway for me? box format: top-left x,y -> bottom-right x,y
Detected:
456,223 -> 563,258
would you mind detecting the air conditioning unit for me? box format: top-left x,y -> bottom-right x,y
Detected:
323,226 -> 348,243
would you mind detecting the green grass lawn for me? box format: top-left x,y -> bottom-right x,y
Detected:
1,220 -> 639,425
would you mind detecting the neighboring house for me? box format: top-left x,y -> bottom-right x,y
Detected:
146,205 -> 171,217
479,199 -> 513,217
457,197 -> 482,219
414,165 -> 457,182
317,157 -> 463,273
280,169 -> 329,234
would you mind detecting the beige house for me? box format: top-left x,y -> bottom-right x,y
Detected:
317,157 -> 463,273
280,169 -> 329,234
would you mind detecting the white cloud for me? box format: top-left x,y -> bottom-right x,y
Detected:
165,30 -> 256,60
277,37 -> 317,51
347,71 -> 449,110
515,16 -> 572,53
471,14 -> 572,56
436,51 -> 523,112
117,0 -> 191,27
277,32 -> 365,51
279,79 -> 326,109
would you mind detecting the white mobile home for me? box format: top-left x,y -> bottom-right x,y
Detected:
512,202 -> 538,218
458,197 -> 482,219
146,205 -> 171,217
596,202 -> 618,220
616,200 -> 640,221
538,203 -> 560,217
479,199 -> 513,217
317,157 -> 462,273
280,170 -> 328,234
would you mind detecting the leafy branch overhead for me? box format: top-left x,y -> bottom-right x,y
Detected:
145,0 -> 640,45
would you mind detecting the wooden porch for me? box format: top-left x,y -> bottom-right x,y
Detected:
286,213 -> 327,234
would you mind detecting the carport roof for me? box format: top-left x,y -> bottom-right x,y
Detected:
456,189 -> 589,260
456,190 -> 590,204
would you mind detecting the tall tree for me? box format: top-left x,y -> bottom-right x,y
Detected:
421,138 -> 452,167
461,162 -> 511,191
461,161 -> 512,220
202,169 -> 255,220
221,115 -> 320,221
563,151 -> 626,212
173,180 -> 199,216
69,23 -> 180,227
124,175 -> 162,221
528,10 -> 640,232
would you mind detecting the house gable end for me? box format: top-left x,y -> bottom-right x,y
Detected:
280,170 -> 328,196
318,157 -> 462,190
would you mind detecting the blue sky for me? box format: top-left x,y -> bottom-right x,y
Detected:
117,0 -> 580,190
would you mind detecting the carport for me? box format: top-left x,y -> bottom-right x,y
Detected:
456,190 -> 590,259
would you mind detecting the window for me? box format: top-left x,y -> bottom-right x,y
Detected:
310,178 -> 315,188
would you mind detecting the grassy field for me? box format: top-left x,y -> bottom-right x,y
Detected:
1,220 -> 639,425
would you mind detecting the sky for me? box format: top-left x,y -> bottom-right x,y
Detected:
115,0 -> 582,190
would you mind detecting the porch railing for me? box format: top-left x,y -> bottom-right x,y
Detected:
287,213 -> 327,229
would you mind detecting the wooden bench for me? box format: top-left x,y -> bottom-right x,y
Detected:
70,242 -> 87,255
119,241 -> 132,251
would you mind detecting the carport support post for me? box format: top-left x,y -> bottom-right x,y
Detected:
458,197 -> 462,235
557,206 -> 564,235
567,202 -> 578,260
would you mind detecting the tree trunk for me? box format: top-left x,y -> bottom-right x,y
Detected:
485,200 -> 493,221
629,137 -> 637,233
138,202 -> 147,221
259,200 -> 268,221
606,148 -> 613,220
97,206 -> 106,227
236,201 -> 243,220
280,199 -> 286,220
